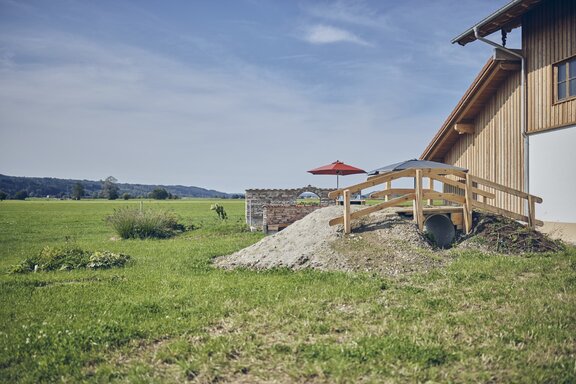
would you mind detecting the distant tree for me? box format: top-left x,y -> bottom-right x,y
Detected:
149,188 -> 169,200
71,182 -> 85,200
122,193 -> 132,200
100,176 -> 119,200
14,190 -> 28,200
0,191 -> 7,201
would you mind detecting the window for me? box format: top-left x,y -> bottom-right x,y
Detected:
555,57 -> 576,102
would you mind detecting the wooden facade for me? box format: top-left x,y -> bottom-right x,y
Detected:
524,0 -> 576,133
443,71 -> 525,215
421,0 -> 576,217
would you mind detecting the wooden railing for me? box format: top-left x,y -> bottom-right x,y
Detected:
328,168 -> 543,234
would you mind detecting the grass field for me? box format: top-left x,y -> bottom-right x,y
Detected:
1,199 -> 575,383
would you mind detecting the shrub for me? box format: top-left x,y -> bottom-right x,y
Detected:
106,207 -> 185,239
210,204 -> 228,220
10,246 -> 131,273
87,251 -> 131,269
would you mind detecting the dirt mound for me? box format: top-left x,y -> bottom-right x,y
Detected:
214,206 -> 443,276
215,207 -> 565,275
458,213 -> 565,254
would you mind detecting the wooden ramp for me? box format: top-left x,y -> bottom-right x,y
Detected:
328,168 -> 543,234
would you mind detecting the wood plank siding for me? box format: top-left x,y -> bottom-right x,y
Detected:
524,0 -> 576,133
443,72 -> 525,215
422,0 -> 576,216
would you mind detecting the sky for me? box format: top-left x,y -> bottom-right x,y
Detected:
0,0 -> 522,193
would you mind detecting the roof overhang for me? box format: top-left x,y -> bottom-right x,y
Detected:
420,55 -> 521,162
452,0 -> 543,46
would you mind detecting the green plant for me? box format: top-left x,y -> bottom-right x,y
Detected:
10,246 -> 131,273
87,251 -> 131,269
210,203 -> 227,220
106,207 -> 185,239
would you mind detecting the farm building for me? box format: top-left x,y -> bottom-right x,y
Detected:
421,0 -> 576,224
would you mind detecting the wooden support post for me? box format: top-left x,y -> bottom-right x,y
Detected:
385,181 -> 391,202
343,189 -> 351,234
464,173 -> 473,234
427,178 -> 434,206
414,170 -> 424,231
528,195 -> 536,229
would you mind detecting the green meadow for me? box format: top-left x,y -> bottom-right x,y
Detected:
0,199 -> 575,383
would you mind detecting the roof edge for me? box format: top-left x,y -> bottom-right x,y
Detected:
420,57 -> 520,161
452,0 -> 543,46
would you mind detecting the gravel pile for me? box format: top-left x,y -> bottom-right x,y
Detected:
214,206 -> 445,276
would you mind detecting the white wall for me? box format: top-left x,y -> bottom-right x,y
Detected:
529,126 -> 576,223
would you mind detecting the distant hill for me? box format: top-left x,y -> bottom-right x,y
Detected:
0,174 -> 235,199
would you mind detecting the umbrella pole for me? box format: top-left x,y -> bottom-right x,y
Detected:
337,174 -> 339,189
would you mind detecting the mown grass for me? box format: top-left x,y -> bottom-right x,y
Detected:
0,199 -> 575,383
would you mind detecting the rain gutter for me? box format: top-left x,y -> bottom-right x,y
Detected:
473,27 -> 529,208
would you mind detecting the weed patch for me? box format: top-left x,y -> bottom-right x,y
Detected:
461,213 -> 565,254
10,245 -> 131,273
106,207 -> 185,239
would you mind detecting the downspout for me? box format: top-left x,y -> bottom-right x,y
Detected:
473,27 -> 529,212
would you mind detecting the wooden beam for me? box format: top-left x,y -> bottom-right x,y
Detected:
427,178 -> 434,205
454,122 -> 475,135
431,174 -> 496,200
528,195 -> 536,229
464,174 -> 473,234
423,192 -> 466,205
472,200 -> 543,227
414,169 -> 424,231
328,169 -> 415,199
329,194 -> 415,226
343,189 -> 351,234
395,206 -> 464,215
370,188 -> 432,199
469,175 -> 543,203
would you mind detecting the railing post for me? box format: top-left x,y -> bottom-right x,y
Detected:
528,195 -> 536,229
464,173 -> 473,234
414,169 -> 424,231
385,181 -> 391,202
427,178 -> 434,206
343,189 -> 351,234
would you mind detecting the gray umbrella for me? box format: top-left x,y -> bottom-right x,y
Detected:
368,159 -> 468,176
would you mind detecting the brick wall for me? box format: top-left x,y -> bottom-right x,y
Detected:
245,186 -> 334,229
263,205 -> 321,232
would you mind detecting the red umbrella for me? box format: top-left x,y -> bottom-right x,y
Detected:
308,160 -> 366,188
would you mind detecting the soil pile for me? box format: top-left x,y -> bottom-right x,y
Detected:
215,207 -> 565,275
214,206 -> 442,276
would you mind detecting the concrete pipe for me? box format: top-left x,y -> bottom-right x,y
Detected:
424,214 -> 456,248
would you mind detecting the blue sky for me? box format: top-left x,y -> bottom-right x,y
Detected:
0,0 -> 520,193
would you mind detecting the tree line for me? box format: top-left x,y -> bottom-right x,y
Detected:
0,174 -> 241,201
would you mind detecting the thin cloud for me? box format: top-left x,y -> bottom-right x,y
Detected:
303,24 -> 372,46
303,0 -> 391,30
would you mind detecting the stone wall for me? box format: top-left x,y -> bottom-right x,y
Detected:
263,205 -> 321,232
245,185 -> 334,230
